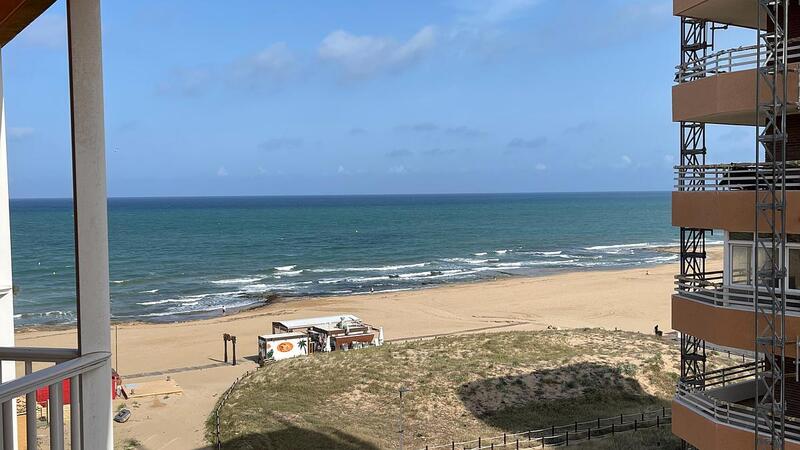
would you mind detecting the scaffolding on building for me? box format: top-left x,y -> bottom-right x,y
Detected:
754,0 -> 790,448
678,16 -> 710,395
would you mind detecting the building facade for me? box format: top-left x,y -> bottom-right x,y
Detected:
672,1 -> 800,449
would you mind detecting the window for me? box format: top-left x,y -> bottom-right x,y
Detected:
755,247 -> 776,288
790,248 -> 800,290
731,244 -> 752,285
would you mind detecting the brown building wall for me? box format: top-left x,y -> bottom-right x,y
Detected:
672,295 -> 800,357
672,67 -> 800,125
672,191 -> 800,233
672,401 -> 800,450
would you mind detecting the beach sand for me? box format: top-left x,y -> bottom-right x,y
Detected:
14,248 -> 718,449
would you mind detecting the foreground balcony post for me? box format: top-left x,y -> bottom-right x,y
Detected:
0,47 -> 17,450
67,0 -> 112,448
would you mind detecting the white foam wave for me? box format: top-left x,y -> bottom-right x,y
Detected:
473,252 -> 488,256
584,242 -> 676,251
275,265 -> 297,272
111,279 -> 129,284
275,270 -> 303,277
495,249 -> 509,255
139,289 -> 159,294
212,277 -> 261,285
312,262 -> 426,273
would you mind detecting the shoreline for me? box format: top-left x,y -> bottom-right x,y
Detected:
13,243 -> 703,332
14,251 -> 720,449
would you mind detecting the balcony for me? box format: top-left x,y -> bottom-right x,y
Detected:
674,362 -> 800,449
673,42 -> 800,125
0,348 -> 111,449
674,271 -> 800,354
672,163 -> 800,232
674,0 -> 759,29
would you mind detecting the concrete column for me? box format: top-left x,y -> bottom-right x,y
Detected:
0,49 -> 19,450
67,0 -> 112,448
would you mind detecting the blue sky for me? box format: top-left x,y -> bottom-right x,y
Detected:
2,0 -> 757,198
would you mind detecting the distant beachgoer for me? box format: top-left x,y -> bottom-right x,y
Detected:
370,287 -> 374,294
222,306 -> 226,315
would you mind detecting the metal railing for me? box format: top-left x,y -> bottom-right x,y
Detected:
675,39 -> 800,83
674,162 -> 800,191
419,408 -> 671,450
0,348 -> 111,450
676,363 -> 800,443
676,271 -> 800,315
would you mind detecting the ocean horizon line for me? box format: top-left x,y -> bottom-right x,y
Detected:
10,190 -> 672,202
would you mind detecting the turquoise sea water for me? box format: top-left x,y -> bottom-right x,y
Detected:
10,192 -> 685,326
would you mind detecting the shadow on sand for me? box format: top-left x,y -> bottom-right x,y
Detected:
217,420 -> 380,450
457,362 -> 669,432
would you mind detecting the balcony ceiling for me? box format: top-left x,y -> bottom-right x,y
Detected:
674,0 -> 759,29
0,0 -> 56,48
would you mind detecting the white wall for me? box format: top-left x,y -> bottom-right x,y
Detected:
0,49 -> 19,449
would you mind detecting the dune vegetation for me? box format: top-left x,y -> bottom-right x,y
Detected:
209,328 -> 737,449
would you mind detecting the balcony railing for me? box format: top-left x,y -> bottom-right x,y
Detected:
676,361 -> 800,443
675,271 -> 800,315
675,162 -> 800,192
0,347 -> 111,450
675,39 -> 800,83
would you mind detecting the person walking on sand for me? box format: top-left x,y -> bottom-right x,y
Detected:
222,305 -> 226,315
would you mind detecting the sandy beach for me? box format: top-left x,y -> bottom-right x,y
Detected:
14,249 -> 716,449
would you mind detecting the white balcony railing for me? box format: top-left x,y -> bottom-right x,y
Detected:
676,362 -> 800,443
676,271 -> 800,316
675,39 -> 800,83
674,162 -> 800,192
0,347 -> 111,450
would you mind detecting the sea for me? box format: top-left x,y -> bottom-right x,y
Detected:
9,192 -> 695,327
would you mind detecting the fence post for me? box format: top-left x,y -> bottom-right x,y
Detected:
516,439 -> 519,450
597,417 -> 600,427
504,433 -> 507,445
612,424 -> 615,435
551,425 -> 554,436
574,421 -> 577,432
566,431 -> 569,446
635,419 -> 638,431
620,413 -> 623,424
479,437 -> 481,448
452,441 -> 455,450
588,428 -> 591,440
657,416 -> 660,428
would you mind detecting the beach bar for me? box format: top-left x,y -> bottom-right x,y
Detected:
257,333 -> 309,362
0,1 -> 113,449
269,315 -> 383,355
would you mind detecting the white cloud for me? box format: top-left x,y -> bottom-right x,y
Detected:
453,0 -> 540,25
388,165 -> 407,174
8,127 -> 35,140
230,43 -> 297,86
16,14 -> 65,49
318,26 -> 437,79
621,155 -> 632,165
337,165 -> 348,175
217,166 -> 229,177
157,67 -> 215,96
535,163 -> 547,171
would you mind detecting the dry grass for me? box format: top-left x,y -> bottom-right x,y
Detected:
208,328 -> 737,449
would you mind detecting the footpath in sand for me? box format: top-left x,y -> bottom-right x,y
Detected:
14,252 -> 701,449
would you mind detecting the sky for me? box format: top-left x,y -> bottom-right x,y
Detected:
2,0 -> 758,198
